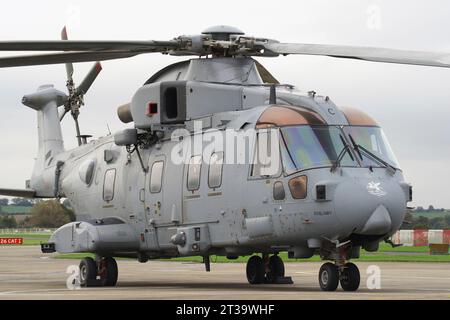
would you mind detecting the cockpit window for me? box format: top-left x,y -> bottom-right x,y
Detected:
280,125 -> 356,175
344,126 -> 400,169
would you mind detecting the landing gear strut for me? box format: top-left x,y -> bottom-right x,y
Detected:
79,256 -> 118,287
246,254 -> 293,285
318,262 -> 360,292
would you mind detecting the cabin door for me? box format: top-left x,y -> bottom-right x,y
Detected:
143,154 -> 166,250
144,145 -> 183,248
145,154 -> 166,223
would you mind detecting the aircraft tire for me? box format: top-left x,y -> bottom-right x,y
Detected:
319,263 -> 339,291
340,262 -> 360,291
99,257 -> 118,287
79,257 -> 97,287
266,255 -> 285,283
246,256 -> 265,284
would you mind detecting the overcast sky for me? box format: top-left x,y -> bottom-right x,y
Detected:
0,0 -> 449,208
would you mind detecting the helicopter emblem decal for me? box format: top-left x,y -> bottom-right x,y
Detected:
366,181 -> 387,197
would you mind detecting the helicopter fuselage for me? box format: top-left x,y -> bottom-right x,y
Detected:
36,58 -> 410,261
54,135 -> 409,260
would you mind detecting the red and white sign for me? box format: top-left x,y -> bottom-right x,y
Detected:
444,230 -> 450,244
413,229 -> 428,246
0,238 -> 23,245
392,230 -> 450,246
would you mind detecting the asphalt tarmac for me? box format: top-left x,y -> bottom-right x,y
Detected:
0,246 -> 449,300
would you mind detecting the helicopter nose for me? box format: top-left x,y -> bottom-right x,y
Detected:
333,179 -> 406,236
360,204 -> 392,235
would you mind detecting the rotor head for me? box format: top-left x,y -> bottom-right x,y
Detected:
202,25 -> 244,41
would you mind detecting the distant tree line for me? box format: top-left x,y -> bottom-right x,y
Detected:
415,205 -> 446,212
0,216 -> 18,228
0,198 -> 75,228
401,211 -> 450,230
0,198 -> 35,207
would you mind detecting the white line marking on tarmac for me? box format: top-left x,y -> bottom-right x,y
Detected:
382,276 -> 450,281
294,272 -> 316,275
415,288 -> 450,292
0,288 -> 70,295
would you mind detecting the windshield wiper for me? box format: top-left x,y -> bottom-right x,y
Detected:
348,134 -> 397,174
330,134 -> 355,172
280,130 -> 299,172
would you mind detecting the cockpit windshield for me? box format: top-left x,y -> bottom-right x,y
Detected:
344,126 -> 400,169
278,125 -> 400,175
280,125 -> 357,175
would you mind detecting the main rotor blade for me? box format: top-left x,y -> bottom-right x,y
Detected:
76,62 -> 102,95
59,107 -> 69,121
264,43 -> 450,68
0,40 -> 178,52
0,188 -> 36,198
61,26 -> 74,81
0,50 -> 142,68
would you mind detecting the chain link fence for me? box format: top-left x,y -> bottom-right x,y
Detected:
0,228 -> 56,234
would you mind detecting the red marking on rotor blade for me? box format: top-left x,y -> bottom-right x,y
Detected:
95,62 -> 103,73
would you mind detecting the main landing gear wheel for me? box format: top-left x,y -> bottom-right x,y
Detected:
79,256 -> 118,287
246,255 -> 292,285
265,255 -> 285,283
319,263 -> 340,291
246,255 -> 265,284
99,257 -> 118,287
79,257 -> 97,288
340,262 -> 360,291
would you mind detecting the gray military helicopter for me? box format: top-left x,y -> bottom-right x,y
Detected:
2,25 -> 446,291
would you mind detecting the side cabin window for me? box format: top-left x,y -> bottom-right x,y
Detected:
103,169 -> 116,201
208,152 -> 224,189
78,159 -> 96,186
273,181 -> 286,200
251,129 -> 281,177
187,155 -> 202,191
150,161 -> 164,193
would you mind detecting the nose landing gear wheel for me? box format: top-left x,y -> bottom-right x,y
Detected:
79,256 -> 118,287
340,262 -> 360,291
319,263 -> 339,291
246,255 -> 265,284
